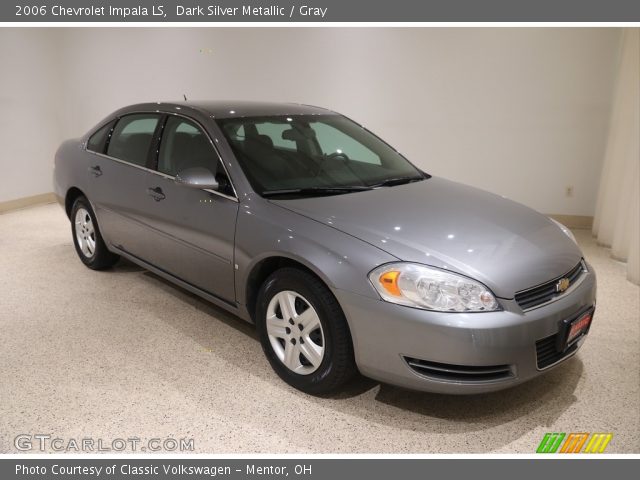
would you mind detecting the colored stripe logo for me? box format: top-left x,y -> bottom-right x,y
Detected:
536,433 -> 612,453
584,433 -> 613,453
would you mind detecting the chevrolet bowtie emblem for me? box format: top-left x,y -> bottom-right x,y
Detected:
556,277 -> 570,293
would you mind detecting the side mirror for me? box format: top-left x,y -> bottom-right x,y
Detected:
174,167 -> 219,191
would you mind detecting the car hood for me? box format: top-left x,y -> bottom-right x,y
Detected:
271,177 -> 582,298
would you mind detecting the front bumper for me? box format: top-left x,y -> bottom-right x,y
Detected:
335,263 -> 597,394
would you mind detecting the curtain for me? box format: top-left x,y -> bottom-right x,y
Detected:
593,28 -> 640,285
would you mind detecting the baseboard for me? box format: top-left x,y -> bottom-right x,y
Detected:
547,214 -> 594,230
0,192 -> 57,214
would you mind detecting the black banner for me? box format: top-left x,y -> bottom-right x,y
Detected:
4,0 -> 640,22
3,459 -> 639,479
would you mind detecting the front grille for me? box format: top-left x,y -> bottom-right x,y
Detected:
535,333 -> 579,369
515,260 -> 586,311
404,357 -> 513,383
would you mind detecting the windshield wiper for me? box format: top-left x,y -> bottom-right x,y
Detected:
262,186 -> 372,197
369,175 -> 425,188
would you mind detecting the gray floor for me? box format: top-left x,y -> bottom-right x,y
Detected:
0,203 -> 638,453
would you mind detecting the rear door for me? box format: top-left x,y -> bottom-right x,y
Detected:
141,114 -> 239,303
85,113 -> 162,261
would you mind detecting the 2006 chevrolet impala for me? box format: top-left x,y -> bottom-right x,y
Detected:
53,101 -> 596,394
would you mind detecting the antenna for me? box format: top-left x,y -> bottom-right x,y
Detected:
183,94 -> 188,101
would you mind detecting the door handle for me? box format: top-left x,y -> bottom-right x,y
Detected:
88,165 -> 102,177
147,186 -> 166,201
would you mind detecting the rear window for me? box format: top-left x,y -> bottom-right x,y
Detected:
106,114 -> 160,167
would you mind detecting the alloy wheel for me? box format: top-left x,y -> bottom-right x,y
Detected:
74,207 -> 96,258
265,290 -> 325,375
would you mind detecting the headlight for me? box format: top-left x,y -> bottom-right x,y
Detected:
549,218 -> 577,244
369,263 -> 499,312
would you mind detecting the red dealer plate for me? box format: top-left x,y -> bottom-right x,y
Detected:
565,309 -> 594,348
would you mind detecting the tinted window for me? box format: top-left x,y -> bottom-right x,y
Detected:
158,116 -> 234,196
310,122 -> 381,165
218,115 -> 422,194
255,123 -> 297,150
107,114 -> 160,167
86,121 -> 114,153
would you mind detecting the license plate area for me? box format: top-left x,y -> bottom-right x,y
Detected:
556,306 -> 594,352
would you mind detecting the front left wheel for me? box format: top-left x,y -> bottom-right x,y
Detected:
70,196 -> 119,270
256,267 -> 356,395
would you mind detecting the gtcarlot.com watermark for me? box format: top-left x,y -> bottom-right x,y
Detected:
14,434 -> 195,452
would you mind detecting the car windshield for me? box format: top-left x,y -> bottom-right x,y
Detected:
217,114 -> 427,197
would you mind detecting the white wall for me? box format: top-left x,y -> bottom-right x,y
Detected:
2,28 -> 622,216
593,29 -> 640,284
0,29 -> 63,202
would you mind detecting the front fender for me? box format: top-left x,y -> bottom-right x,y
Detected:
234,196 -> 397,309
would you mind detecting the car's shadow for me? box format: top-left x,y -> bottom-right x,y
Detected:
110,258 -> 582,450
314,352 -> 583,437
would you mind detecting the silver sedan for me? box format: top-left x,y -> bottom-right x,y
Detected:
54,101 -> 596,394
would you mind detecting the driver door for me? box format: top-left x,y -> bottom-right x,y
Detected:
142,115 -> 239,303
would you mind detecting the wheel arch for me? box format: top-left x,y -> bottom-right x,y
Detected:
244,254 -> 338,324
64,187 -> 86,219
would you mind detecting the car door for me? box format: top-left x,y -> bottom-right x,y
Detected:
141,114 -> 239,303
85,113 -> 162,261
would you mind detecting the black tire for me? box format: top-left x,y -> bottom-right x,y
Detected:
70,196 -> 119,270
256,267 -> 356,395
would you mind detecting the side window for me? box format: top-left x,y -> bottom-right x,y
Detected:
106,114 -> 160,167
158,116 -> 234,196
310,122 -> 381,165
86,121 -> 114,153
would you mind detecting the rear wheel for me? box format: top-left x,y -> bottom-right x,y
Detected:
70,196 -> 119,270
256,268 -> 356,394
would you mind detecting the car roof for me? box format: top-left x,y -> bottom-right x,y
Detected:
119,100 -> 336,119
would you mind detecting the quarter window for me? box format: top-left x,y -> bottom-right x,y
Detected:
106,114 -> 160,167
86,121 -> 114,153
